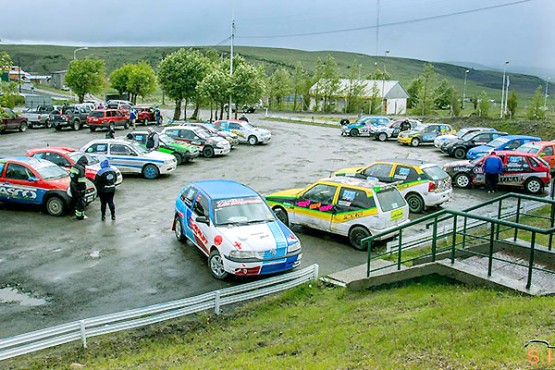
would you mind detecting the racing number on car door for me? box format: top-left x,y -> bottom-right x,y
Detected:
295,183 -> 337,231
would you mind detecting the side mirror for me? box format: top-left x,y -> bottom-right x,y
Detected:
196,216 -> 210,225
28,177 -> 39,182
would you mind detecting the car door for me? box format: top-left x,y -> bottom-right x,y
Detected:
469,132 -> 494,149
538,144 -> 555,170
293,183 -> 338,231
361,163 -> 394,182
187,190 -> 212,255
108,143 -> 140,174
331,186 -> 375,235
500,154 -> 529,186
228,121 -> 245,140
1,162 -> 42,205
421,126 -> 438,142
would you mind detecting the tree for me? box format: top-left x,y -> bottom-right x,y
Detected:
477,90 -> 491,117
319,55 -> 340,112
406,77 -> 422,109
367,69 -> 391,81
198,66 -> 231,121
230,62 -> 266,119
291,62 -> 307,112
158,48 -> 209,120
65,58 -> 106,103
0,51 -> 12,69
267,68 -> 291,110
369,82 -> 382,114
416,63 -> 436,115
507,90 -> 518,119
126,62 -> 156,104
526,85 -> 545,121
344,60 -> 367,113
109,64 -> 134,97
450,90 -> 461,117
434,79 -> 455,109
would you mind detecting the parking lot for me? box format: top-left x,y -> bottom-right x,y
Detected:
0,113 -> 528,337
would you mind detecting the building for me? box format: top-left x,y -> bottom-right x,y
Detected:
309,78 -> 409,115
50,70 -> 67,89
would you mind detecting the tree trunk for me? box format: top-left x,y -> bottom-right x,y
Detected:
173,99 -> 182,120
209,101 -> 213,122
191,101 -> 200,120
183,99 -> 188,120
219,103 -> 224,120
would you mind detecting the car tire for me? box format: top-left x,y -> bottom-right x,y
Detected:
142,164 -> 160,179
203,146 -> 215,158
378,132 -> 387,142
273,207 -> 289,226
45,119 -> 52,129
89,127 -> 96,132
248,135 -> 258,145
405,193 -> 425,213
174,214 -> 185,242
209,249 -> 229,280
350,128 -> 360,137
183,151 -> 192,163
453,173 -> 472,188
453,148 -> 466,159
173,152 -> 183,165
124,121 -> 129,129
45,195 -> 65,216
19,122 -> 28,132
410,138 -> 420,147
73,120 -> 81,131
348,226 -> 371,250
28,122 -> 34,129
340,118 -> 350,125
525,177 -> 543,194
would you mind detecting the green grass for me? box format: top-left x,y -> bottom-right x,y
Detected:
8,279 -> 555,369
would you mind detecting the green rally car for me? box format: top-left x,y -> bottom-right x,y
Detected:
124,131 -> 200,165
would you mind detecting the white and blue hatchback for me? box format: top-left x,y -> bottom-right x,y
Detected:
173,180 -> 302,279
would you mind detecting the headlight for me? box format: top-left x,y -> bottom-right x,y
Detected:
288,241 -> 301,253
229,250 -> 257,259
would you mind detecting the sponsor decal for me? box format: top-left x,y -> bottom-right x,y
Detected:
391,208 -> 404,221
0,185 -> 37,200
215,197 -> 262,209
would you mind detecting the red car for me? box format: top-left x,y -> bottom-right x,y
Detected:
135,107 -> 159,125
25,147 -> 123,185
1,107 -> 29,133
444,151 -> 552,194
87,109 -> 129,132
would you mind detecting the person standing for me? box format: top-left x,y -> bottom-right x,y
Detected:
154,106 -> 161,126
483,151 -> 504,193
146,127 -> 159,151
70,155 -> 89,220
105,125 -> 115,139
94,159 -> 117,221
129,108 -> 137,129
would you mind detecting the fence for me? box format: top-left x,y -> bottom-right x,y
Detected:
0,264 -> 319,362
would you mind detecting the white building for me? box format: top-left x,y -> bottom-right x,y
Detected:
309,78 -> 409,115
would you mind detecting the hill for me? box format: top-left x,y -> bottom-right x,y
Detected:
1,44 -> 550,101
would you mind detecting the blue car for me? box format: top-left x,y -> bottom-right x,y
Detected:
172,179 -> 302,279
341,116 -> 391,137
466,135 -> 541,160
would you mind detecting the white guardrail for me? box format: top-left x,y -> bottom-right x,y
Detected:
0,264 -> 319,361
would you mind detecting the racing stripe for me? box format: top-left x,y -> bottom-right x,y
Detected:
265,222 -> 287,261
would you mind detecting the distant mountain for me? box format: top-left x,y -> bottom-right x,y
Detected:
447,60 -> 554,81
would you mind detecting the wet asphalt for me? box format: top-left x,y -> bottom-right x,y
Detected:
0,111 -> 535,337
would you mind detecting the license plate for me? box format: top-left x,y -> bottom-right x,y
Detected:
86,195 -> 95,203
391,209 -> 403,221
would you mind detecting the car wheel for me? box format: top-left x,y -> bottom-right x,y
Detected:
453,148 -> 466,159
203,146 -> 215,158
410,137 -> 420,147
350,128 -> 360,137
173,152 -> 183,165
73,120 -> 81,131
348,226 -> 370,250
378,132 -> 387,142
45,195 -> 65,216
55,126 -> 62,131
183,151 -> 192,163
124,121 -> 129,129
405,193 -> 425,213
174,214 -> 185,242
89,127 -> 96,132
453,173 -> 472,188
45,119 -> 52,129
525,178 -> 543,194
273,207 -> 289,226
340,118 -> 350,125
142,164 -> 160,179
19,122 -> 28,132
248,135 -> 258,145
28,122 -> 34,129
209,249 -> 229,280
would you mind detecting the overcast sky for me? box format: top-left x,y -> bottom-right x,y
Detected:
1,0 -> 552,77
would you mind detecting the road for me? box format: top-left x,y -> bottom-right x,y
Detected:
0,113 -> 527,338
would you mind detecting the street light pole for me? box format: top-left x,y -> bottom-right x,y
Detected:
462,69 -> 469,109
73,47 -> 88,60
500,61 -> 509,118
545,77 -> 550,114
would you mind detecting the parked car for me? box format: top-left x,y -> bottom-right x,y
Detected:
224,103 -> 258,113
1,108 -> 28,133
124,131 -> 200,165
434,127 -> 495,149
265,177 -> 409,250
0,156 -> 96,216
370,119 -> 421,141
440,130 -> 508,159
212,120 -> 271,145
25,147 -> 123,186
22,105 -> 56,128
173,179 -> 302,279
80,139 -> 177,179
179,122 -> 240,148
87,109 -> 130,132
340,116 -> 391,137
334,159 -> 452,213
443,151 -> 551,194
135,107 -> 158,125
49,105 -> 90,131
162,126 -> 231,158
466,135 -> 542,160
397,123 -> 454,147
516,141 -> 555,173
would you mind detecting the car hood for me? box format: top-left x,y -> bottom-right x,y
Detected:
266,188 -> 303,199
252,127 -> 271,135
218,221 -> 292,252
334,166 -> 365,175
444,160 -> 472,169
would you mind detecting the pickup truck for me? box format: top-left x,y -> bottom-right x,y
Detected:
1,108 -> 29,133
50,105 -> 90,131
22,105 -> 56,128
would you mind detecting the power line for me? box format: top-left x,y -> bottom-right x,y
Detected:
237,0 -> 533,39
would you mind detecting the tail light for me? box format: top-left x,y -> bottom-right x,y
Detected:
428,181 -> 437,192
64,115 -> 69,122
38,115 -> 41,120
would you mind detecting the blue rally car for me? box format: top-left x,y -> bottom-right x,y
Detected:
466,135 -> 542,160
341,116 -> 391,137
172,179 -> 302,279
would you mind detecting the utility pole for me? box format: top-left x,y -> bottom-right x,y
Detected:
381,50 -> 389,114
500,61 -> 509,118
228,6 -> 235,120
462,70 -> 469,109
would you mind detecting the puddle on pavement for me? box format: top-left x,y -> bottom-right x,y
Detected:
0,287 -> 46,306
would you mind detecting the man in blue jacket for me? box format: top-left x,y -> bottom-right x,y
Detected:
483,152 -> 504,193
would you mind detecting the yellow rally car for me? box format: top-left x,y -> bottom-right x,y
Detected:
265,177 -> 409,250
397,123 -> 454,147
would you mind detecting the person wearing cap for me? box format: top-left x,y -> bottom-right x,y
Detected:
70,155 -> 89,220
483,151 -> 504,193
94,159 -> 118,221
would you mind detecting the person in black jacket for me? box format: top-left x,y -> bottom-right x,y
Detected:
94,159 -> 117,221
70,155 -> 88,220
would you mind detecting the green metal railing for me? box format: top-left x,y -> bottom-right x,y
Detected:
364,193 -> 555,290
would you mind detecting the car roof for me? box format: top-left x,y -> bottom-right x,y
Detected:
0,156 -> 45,166
27,146 -> 77,154
192,180 -> 259,199
519,141 -> 554,147
491,150 -> 540,157
319,176 -> 389,189
375,158 -> 437,167
501,135 -> 541,140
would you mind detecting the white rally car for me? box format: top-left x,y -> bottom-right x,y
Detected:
80,139 -> 177,179
213,120 -> 271,145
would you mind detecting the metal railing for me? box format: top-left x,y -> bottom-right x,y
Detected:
364,193 -> 555,289
0,264 -> 319,362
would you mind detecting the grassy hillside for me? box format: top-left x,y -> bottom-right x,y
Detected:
1,44 -> 550,102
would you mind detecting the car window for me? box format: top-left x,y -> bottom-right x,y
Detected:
229,122 -> 241,130
164,129 -> 179,137
423,166 -> 449,181
363,163 -> 393,181
180,130 -> 195,139
473,133 -> 491,142
506,140 -> 522,150
375,188 -> 405,212
541,146 -> 554,156
392,165 -> 419,182
506,155 -> 529,172
302,184 -> 337,204
5,163 -> 33,180
45,152 -> 71,167
181,186 -> 198,207
0,163 -> 4,177
336,187 -> 375,211
110,144 -> 132,155
193,193 -> 210,217
85,143 -> 108,154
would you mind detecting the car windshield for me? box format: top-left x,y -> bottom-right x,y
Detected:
460,131 -> 478,141
159,133 -> 175,145
213,196 -> 275,226
34,162 -> 69,180
517,145 -> 539,154
127,140 -> 148,154
67,152 -> 100,165
193,128 -> 209,139
456,129 -> 471,137
375,188 -> 406,213
487,137 -> 509,148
